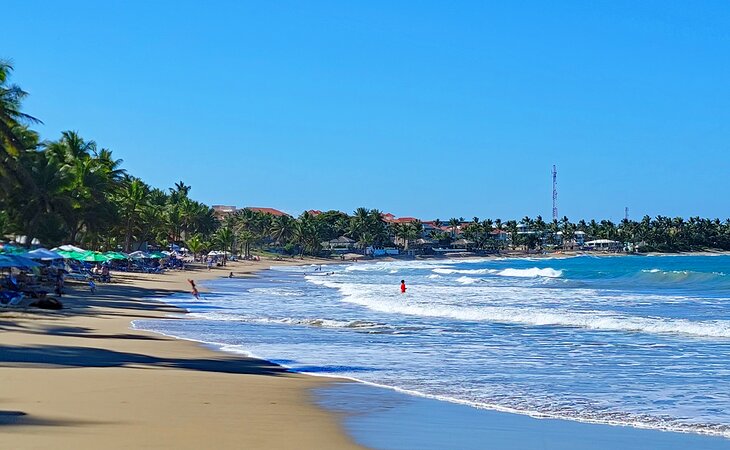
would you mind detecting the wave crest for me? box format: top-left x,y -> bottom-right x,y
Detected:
497,267 -> 563,278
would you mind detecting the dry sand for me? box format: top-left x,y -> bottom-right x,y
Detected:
0,258 -> 363,449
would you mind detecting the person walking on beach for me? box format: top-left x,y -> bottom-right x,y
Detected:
400,280 -> 407,294
188,279 -> 200,300
55,271 -> 64,296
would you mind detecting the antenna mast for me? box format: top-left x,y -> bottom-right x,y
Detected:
552,165 -> 558,222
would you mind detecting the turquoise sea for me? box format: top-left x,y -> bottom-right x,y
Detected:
135,255 -> 730,440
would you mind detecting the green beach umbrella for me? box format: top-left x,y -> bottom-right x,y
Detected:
78,252 -> 110,263
148,251 -> 166,259
0,244 -> 25,255
56,250 -> 84,259
104,251 -> 128,260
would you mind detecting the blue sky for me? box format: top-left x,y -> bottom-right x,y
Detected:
5,1 -> 730,221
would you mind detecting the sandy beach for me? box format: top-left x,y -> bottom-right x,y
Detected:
0,259 -> 362,449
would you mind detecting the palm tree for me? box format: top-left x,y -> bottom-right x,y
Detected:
117,177 -> 150,251
186,234 -> 206,261
448,218 -> 460,239
0,60 -> 41,155
237,230 -> 256,259
214,226 -> 235,264
270,215 -> 294,245
15,151 -> 72,245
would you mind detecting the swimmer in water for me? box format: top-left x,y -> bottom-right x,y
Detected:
188,279 -> 200,300
400,280 -> 407,294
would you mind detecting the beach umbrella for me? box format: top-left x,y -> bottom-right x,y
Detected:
0,244 -> 25,255
52,244 -> 87,253
104,251 -> 129,260
128,251 -> 151,259
55,250 -> 86,260
24,248 -> 64,260
78,252 -> 110,263
148,251 -> 166,259
0,254 -> 42,268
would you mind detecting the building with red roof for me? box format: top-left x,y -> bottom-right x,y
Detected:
246,207 -> 290,217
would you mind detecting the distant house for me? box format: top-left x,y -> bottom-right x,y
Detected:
323,236 -> 356,252
246,207 -> 290,217
212,205 -> 237,220
421,222 -> 440,237
307,210 -> 323,216
585,239 -> 621,251
392,217 -> 419,224
382,213 -> 397,223
556,230 -> 586,246
491,229 -> 510,242
451,238 -> 475,249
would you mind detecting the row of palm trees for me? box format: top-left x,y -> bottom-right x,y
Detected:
199,208 -> 393,258
4,59 -> 730,255
0,60 -> 217,251
196,210 -> 730,258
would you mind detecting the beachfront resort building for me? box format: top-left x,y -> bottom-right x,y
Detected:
322,236 -> 357,252
212,205 -> 237,220
246,207 -> 290,217
556,230 -> 586,246
584,239 -> 621,251
212,205 -> 291,220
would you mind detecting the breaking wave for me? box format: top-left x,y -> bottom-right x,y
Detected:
497,267 -> 563,278
306,278 -> 730,339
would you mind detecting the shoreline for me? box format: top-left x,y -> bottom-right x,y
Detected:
0,258 -> 363,449
148,261 -> 730,445
5,254 -> 730,448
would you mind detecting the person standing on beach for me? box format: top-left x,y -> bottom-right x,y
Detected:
400,280 -> 407,294
55,271 -> 64,296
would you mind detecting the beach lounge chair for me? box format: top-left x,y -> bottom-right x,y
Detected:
0,292 -> 34,308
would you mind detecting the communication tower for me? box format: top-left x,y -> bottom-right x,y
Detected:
552,165 -> 558,222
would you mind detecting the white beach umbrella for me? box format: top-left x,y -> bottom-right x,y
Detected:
128,251 -> 151,259
24,248 -> 64,260
53,244 -> 87,253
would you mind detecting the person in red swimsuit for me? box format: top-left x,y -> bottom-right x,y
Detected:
400,280 -> 407,294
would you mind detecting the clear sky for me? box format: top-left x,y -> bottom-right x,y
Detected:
5,1 -> 730,221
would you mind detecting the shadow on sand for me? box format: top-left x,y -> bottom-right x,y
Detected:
0,410 -> 103,428
0,343 -> 289,376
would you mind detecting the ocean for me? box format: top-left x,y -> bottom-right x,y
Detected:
134,254 -> 730,439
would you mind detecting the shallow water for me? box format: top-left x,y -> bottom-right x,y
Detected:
135,255 -> 730,438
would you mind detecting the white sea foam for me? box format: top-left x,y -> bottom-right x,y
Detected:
497,267 -> 563,278
433,268 -> 498,275
247,287 -> 301,297
456,276 -> 479,284
307,278 -> 730,339
344,260 -> 457,272
188,311 -> 391,331
431,267 -> 561,278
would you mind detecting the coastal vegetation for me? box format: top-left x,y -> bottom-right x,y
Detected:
3,59 -> 730,256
